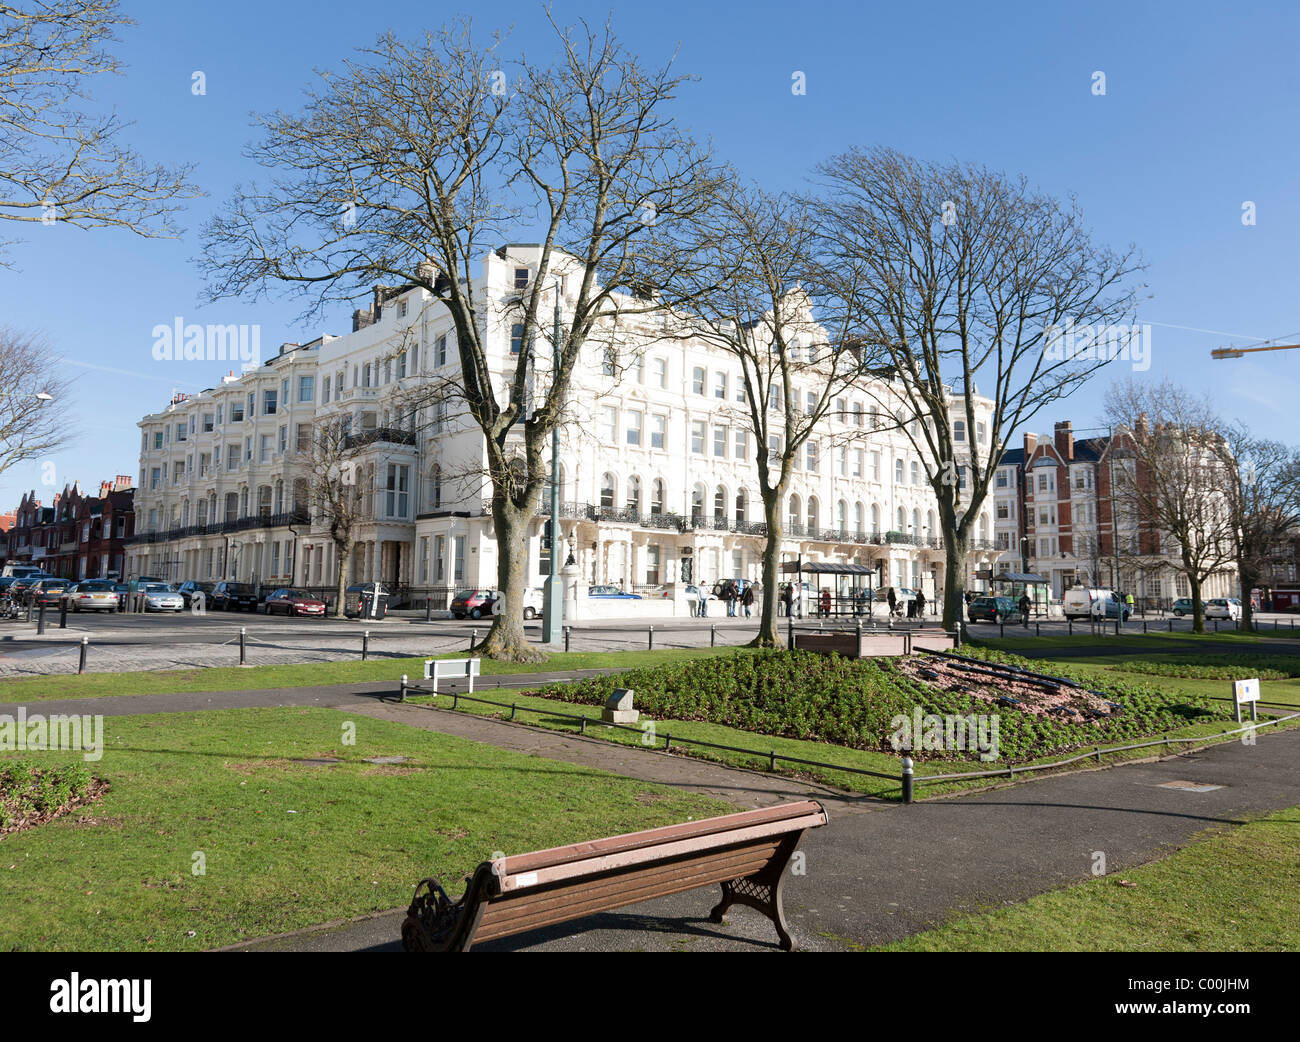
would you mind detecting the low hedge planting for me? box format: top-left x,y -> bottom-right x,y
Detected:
0,760 -> 102,834
531,650 -> 1231,765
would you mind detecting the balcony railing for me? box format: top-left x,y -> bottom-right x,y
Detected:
124,509 -> 310,545
343,426 -> 417,450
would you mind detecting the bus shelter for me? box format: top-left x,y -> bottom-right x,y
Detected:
780,558 -> 877,617
989,572 -> 1051,616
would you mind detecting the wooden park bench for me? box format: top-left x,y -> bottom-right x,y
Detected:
423,656 -> 480,694
402,800 -> 827,952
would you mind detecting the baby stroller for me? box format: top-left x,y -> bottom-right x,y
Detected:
0,591 -> 26,620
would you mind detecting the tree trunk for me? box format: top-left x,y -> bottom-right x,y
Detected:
753,488 -> 784,648
942,528 -> 969,631
332,541 -> 351,619
1237,559 -> 1257,632
1189,575 -> 1204,635
477,500 -> 546,662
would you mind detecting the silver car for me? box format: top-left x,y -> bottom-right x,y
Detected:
141,582 -> 184,612
69,580 -> 120,613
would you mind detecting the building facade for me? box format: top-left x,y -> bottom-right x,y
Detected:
128,246 -> 1002,605
993,420 -> 1236,604
5,478 -> 135,579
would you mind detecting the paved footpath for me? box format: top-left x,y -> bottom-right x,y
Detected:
6,674 -> 1298,952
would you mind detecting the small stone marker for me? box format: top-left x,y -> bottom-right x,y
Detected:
603,688 -> 639,725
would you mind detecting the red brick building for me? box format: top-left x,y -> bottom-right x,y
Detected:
4,477 -> 135,579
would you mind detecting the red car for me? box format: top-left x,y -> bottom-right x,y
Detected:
450,588 -> 496,619
262,589 -> 327,617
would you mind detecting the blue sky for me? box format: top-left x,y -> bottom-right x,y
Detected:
4,0 -> 1299,506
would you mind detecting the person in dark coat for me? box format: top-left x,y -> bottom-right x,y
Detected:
741,583 -> 755,618
887,587 -> 897,617
782,583 -> 793,618
1018,592 -> 1031,627
915,590 -> 926,618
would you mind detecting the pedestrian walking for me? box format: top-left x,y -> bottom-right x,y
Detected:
1018,592 -> 1031,628
699,583 -> 710,618
742,583 -> 754,618
915,589 -> 926,619
820,588 -> 831,618
726,581 -> 737,617
887,586 -> 897,618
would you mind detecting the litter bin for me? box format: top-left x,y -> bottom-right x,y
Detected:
347,582 -> 388,620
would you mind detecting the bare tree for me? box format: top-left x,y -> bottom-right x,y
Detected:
1219,426 -> 1300,630
648,183 -> 861,646
201,17 -> 716,660
305,416 -> 366,619
1103,379 -> 1237,634
0,0 -> 198,257
815,147 -> 1144,628
0,326 -> 75,480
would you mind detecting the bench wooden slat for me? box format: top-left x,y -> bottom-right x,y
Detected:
475,842 -> 784,941
496,800 -> 825,879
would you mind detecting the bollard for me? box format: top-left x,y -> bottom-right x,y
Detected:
59,597 -> 68,629
564,625 -> 571,653
1168,618 -> 1173,632
901,756 -> 914,804
787,614 -> 794,651
1068,620 -> 1073,636
856,620 -> 862,644
470,629 -> 477,651
363,630 -> 370,661
1214,620 -> 1219,633
425,600 -> 432,623
1035,622 -> 1040,637
400,674 -> 408,702
711,624 -> 717,647
1143,620 -> 1147,634
117,591 -> 125,613
999,620 -> 1004,638
239,627 -> 246,665
78,635 -> 88,675
648,625 -> 654,651
954,621 -> 962,649
1114,619 -> 1119,637
37,602 -> 46,635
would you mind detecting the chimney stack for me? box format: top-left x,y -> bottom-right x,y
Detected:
1024,432 -> 1038,458
1054,420 -> 1074,460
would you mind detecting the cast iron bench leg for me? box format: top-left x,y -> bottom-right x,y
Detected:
708,834 -> 802,951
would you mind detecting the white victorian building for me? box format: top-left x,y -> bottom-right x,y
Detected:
128,246 -> 1002,608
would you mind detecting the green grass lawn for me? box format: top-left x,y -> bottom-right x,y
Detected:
881,804 -> 1300,951
0,645 -> 766,704
976,628 -> 1296,653
0,706 -> 731,951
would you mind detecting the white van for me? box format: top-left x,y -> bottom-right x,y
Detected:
1063,587 -> 1115,621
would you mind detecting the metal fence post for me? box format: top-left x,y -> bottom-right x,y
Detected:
711,624 -> 717,647
362,630 -> 369,661
59,598 -> 68,629
400,674 -> 408,702
37,603 -> 45,635
648,625 -> 654,651
902,756 -> 914,804
470,629 -> 477,651
564,625 -> 571,653
239,627 -> 246,665
78,635 -> 88,675
425,600 -> 432,623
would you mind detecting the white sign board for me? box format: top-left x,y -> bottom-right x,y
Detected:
1234,678 -> 1260,704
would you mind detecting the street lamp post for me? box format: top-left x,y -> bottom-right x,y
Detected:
541,286 -> 565,647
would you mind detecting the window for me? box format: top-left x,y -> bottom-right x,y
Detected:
278,425 -> 287,455
384,464 -> 409,519
691,421 -> 706,455
626,411 -> 642,447
226,445 -> 238,471
650,414 -> 666,450
259,434 -> 270,464
281,377 -> 290,403
1038,472 -> 1053,492
202,413 -> 214,432
177,422 -> 187,442
767,384 -> 781,411
635,356 -> 645,384
714,426 -> 727,458
216,405 -> 223,425
651,479 -> 665,515
263,390 -> 277,415
953,419 -> 966,442
714,372 -> 727,399
270,541 -> 281,576
652,357 -> 667,388
692,367 -> 706,395
436,334 -> 448,367
997,501 -> 1010,520
806,390 -> 816,417
514,267 -> 530,289
600,473 -> 616,510
996,469 -> 1008,489
625,475 -> 641,513
150,467 -> 160,490
510,324 -> 524,354
645,544 -> 661,586
870,452 -> 880,480
454,536 -> 465,583
734,429 -> 748,460
911,461 -> 919,486
806,441 -> 818,473
602,347 -> 617,377
599,406 -> 617,443
895,459 -> 904,484
299,375 -> 315,402
852,450 -> 863,478
296,424 -> 309,452
976,421 -> 986,444
434,536 -> 446,582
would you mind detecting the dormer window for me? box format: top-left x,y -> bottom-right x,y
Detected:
514,267 -> 530,290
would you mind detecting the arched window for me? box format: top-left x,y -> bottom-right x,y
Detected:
854,502 -> 864,536
600,472 -> 616,511
837,499 -> 847,534
735,489 -> 747,526
692,484 -> 706,520
788,493 -> 802,532
626,475 -> 642,515
714,485 -> 727,522
293,479 -> 308,513
871,503 -> 880,534
897,506 -> 906,531
258,485 -> 272,518
912,508 -> 921,537
980,513 -> 990,540
651,478 -> 665,516
239,487 -> 249,517
927,510 -> 935,535
274,480 -> 283,515
807,496 -> 819,533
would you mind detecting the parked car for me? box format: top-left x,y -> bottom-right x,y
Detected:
451,588 -> 496,619
1171,597 -> 1194,617
968,595 -> 1022,624
588,585 -> 642,599
1205,597 -> 1241,621
140,582 -> 184,612
1,564 -> 48,579
30,578 -> 73,607
1063,587 -> 1130,621
68,580 -> 120,612
211,581 -> 260,612
177,580 -> 215,609
491,587 -> 545,620
711,578 -> 755,599
8,575 -> 46,600
263,588 -> 327,617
